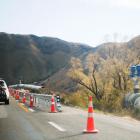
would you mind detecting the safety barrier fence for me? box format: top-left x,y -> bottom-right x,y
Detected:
8,88 -> 62,112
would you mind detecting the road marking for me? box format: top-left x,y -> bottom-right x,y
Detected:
28,108 -> 35,112
18,103 -> 29,112
48,122 -> 66,132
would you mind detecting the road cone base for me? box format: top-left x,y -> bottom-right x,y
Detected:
49,111 -> 57,113
30,105 -> 34,108
83,129 -> 99,133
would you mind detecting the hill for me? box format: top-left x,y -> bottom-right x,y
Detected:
0,32 -> 94,84
42,36 -> 140,93
1,32 -> 140,93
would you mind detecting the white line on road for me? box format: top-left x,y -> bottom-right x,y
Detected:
48,122 -> 66,132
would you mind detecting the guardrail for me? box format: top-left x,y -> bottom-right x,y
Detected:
9,84 -> 43,90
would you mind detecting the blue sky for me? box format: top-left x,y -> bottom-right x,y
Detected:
0,0 -> 140,47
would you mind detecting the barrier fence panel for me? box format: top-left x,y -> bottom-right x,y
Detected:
33,94 -> 52,111
9,88 -> 62,112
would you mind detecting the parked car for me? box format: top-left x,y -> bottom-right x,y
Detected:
0,79 -> 9,105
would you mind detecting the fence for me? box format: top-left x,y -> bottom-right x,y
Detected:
9,88 -> 62,112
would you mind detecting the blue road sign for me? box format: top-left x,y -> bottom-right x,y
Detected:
136,65 -> 140,77
130,65 -> 136,78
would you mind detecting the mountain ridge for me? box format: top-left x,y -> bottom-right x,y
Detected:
0,32 -> 140,87
0,32 -> 94,84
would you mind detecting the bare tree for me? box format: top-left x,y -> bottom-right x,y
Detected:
68,55 -> 103,101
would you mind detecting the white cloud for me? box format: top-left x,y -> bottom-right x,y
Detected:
110,0 -> 140,9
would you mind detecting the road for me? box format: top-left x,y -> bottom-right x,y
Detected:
0,96 -> 140,140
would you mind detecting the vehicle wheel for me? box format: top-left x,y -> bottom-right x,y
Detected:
5,99 -> 9,105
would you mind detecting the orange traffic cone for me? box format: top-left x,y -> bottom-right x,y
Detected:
30,95 -> 34,108
22,93 -> 26,103
8,88 -> 11,95
14,90 -> 17,98
11,89 -> 14,97
16,90 -> 20,100
50,95 -> 57,113
83,96 -> 99,133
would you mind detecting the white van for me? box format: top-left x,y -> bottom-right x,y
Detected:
0,80 -> 9,104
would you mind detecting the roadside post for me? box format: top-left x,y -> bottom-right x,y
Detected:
56,95 -> 62,112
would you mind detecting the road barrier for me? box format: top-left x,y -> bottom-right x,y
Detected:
9,88 -> 62,112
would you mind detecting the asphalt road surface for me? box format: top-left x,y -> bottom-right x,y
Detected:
0,96 -> 140,140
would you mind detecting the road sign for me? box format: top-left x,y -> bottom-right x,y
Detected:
136,65 -> 140,77
130,65 -> 136,78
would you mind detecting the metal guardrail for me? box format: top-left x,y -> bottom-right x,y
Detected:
9,84 -> 43,90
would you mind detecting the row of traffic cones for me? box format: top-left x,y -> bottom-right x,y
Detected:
10,88 -> 60,112
10,89 -> 34,108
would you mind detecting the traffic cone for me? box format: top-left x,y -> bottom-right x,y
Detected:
13,90 -> 15,97
10,88 -> 13,97
50,95 -> 57,113
22,93 -> 26,103
83,96 -> 99,133
16,90 -> 20,100
30,95 -> 34,108
11,89 -> 14,97
14,90 -> 17,98
8,88 -> 12,96
30,95 -> 34,107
